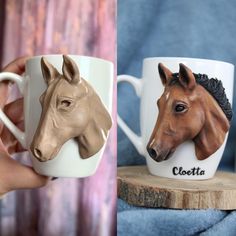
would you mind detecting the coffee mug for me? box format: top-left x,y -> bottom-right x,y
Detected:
0,55 -> 113,177
118,57 -> 234,180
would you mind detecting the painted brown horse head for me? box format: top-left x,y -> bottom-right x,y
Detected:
146,63 -> 230,162
30,55 -> 112,162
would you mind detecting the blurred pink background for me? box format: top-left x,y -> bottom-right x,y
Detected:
0,0 -> 116,236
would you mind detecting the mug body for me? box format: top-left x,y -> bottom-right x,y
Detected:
140,57 -> 234,180
24,55 -> 113,177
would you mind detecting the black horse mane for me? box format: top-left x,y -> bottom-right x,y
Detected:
171,73 -> 233,121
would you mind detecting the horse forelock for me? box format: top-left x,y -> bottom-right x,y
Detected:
167,72 -> 232,121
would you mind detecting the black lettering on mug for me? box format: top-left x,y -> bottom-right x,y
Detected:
172,167 -> 205,176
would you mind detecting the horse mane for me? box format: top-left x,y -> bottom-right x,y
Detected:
171,73 -> 233,121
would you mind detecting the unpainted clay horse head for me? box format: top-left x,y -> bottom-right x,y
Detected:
147,63 -> 232,162
30,55 -> 112,162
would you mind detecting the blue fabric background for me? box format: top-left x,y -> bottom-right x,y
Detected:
118,0 -> 236,235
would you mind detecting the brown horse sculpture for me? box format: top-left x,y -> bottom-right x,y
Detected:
147,63 -> 232,162
30,55 -> 112,162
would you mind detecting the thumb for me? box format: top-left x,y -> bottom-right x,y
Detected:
0,154 -> 50,193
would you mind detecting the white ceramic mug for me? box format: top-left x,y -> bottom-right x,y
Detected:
0,55 -> 113,177
118,57 -> 234,180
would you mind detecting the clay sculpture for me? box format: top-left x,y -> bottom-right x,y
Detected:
30,55 -> 112,162
146,63 -> 232,162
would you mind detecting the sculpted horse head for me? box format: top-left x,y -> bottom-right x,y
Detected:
30,55 -> 112,162
146,63 -> 232,162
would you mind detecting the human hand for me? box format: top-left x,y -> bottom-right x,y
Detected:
0,57 -> 49,196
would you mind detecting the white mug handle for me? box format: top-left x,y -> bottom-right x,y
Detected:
0,72 -> 26,148
117,75 -> 145,155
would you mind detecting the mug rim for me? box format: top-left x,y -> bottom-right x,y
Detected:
26,54 -> 113,67
143,57 -> 234,68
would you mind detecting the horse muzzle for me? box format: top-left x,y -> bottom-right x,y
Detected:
30,141 -> 60,162
146,143 -> 175,162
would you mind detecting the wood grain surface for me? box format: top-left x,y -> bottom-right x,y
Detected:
118,165 -> 236,209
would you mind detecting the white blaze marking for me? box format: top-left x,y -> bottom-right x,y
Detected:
165,92 -> 170,101
149,139 -> 155,147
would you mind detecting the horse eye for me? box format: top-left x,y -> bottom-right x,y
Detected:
175,104 -> 186,113
61,100 -> 71,107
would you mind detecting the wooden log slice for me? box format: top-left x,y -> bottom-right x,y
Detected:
118,165 -> 236,209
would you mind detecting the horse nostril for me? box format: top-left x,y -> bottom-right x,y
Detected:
148,148 -> 157,159
34,148 -> 42,159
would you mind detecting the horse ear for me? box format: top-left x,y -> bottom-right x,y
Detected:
41,57 -> 60,85
62,55 -> 80,84
158,63 -> 173,86
179,63 -> 196,90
